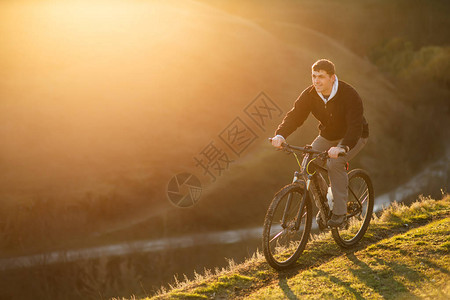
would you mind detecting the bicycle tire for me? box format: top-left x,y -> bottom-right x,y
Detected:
331,169 -> 374,248
263,183 -> 312,270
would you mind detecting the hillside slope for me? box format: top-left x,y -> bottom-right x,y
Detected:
149,195 -> 450,299
0,0 -> 404,218
246,217 -> 450,299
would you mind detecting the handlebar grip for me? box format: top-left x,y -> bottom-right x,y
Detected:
269,137 -> 288,149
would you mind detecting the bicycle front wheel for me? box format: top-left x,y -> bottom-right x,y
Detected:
262,183 -> 312,270
331,169 -> 374,248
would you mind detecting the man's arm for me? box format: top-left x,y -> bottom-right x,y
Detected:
275,91 -> 311,139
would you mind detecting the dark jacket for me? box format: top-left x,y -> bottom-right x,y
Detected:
275,80 -> 369,150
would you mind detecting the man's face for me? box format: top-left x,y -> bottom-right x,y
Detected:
312,70 -> 335,95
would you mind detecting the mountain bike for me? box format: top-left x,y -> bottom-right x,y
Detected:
262,140 -> 374,270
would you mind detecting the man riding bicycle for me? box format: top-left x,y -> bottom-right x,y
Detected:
271,59 -> 369,227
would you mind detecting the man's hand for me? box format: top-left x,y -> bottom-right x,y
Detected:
328,146 -> 346,158
271,135 -> 286,148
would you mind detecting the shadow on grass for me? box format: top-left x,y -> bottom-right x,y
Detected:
277,274 -> 299,300
418,258 -> 450,275
312,269 -> 365,300
346,253 -> 420,299
373,257 -> 425,283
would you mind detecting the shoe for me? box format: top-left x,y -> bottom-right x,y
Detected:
327,213 -> 347,227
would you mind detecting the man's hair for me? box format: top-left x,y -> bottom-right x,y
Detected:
312,59 -> 336,75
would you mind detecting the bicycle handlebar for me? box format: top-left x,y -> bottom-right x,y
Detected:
268,138 -> 346,157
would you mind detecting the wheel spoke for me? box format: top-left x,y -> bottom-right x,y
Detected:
349,186 -> 359,203
270,230 -> 285,243
360,193 -> 368,205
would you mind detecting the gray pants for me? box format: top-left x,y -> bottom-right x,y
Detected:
311,135 -> 368,215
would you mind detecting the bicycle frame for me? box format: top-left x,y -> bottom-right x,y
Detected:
274,140 -> 368,231
280,151 -> 330,231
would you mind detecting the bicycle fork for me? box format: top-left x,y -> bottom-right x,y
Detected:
281,171 -> 307,231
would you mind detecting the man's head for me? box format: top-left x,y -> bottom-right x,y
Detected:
311,59 -> 336,96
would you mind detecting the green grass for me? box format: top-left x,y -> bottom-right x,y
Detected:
247,218 -> 450,299
193,274 -> 253,295
144,194 -> 449,300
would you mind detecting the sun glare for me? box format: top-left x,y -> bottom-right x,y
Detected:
0,0 -> 190,78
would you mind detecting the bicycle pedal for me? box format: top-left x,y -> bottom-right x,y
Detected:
326,218 -> 349,230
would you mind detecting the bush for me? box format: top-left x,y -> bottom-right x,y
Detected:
370,38 -> 450,88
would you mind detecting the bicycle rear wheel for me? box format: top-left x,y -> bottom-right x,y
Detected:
263,183 -> 312,270
332,169 -> 374,248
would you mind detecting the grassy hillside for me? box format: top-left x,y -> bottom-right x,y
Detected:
147,194 -> 449,299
